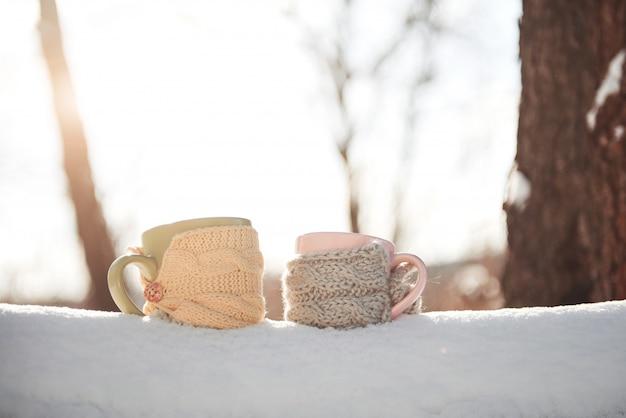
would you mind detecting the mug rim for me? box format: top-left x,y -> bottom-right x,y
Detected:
142,217 -> 251,241
296,231 -> 395,254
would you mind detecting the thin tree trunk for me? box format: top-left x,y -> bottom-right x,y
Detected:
503,0 -> 626,307
337,129 -> 360,234
39,0 -> 118,311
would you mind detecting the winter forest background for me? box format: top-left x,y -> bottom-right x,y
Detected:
1,0 -> 625,314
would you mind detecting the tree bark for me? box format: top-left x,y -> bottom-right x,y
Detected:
39,0 -> 118,311
503,0 -> 626,306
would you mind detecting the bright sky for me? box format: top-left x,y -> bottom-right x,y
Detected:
0,0 -> 521,302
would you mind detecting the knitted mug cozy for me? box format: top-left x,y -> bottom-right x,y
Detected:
282,242 -> 421,329
133,225 -> 265,329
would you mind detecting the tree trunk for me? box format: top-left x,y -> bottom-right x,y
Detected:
503,0 -> 626,307
39,0 -> 118,311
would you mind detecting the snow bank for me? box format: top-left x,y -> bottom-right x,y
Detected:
1,301 -> 625,417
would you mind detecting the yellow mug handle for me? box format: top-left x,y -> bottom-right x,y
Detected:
107,254 -> 158,315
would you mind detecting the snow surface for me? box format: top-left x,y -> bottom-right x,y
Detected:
1,301 -> 625,417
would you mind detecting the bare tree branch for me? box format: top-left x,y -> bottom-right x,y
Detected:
290,0 -> 439,237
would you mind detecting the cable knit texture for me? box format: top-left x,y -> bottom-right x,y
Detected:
134,225 -> 265,329
282,242 -> 421,329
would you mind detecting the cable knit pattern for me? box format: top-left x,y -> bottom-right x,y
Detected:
282,242 -> 421,329
135,225 -> 265,329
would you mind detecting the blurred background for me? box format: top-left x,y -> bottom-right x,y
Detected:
0,0 -> 521,313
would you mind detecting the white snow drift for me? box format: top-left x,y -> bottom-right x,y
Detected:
1,301 -> 625,417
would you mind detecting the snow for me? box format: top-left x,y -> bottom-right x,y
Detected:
2,301 -> 625,417
614,125 -> 624,142
586,49 -> 626,130
506,165 -> 531,210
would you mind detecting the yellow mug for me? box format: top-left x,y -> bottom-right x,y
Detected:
107,217 -> 265,329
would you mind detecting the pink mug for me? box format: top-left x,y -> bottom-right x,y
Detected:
295,232 -> 428,320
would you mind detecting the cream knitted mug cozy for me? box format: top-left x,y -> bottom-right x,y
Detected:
282,242 -> 421,329
133,225 -> 265,329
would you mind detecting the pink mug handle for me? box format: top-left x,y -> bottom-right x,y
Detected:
389,253 -> 428,320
